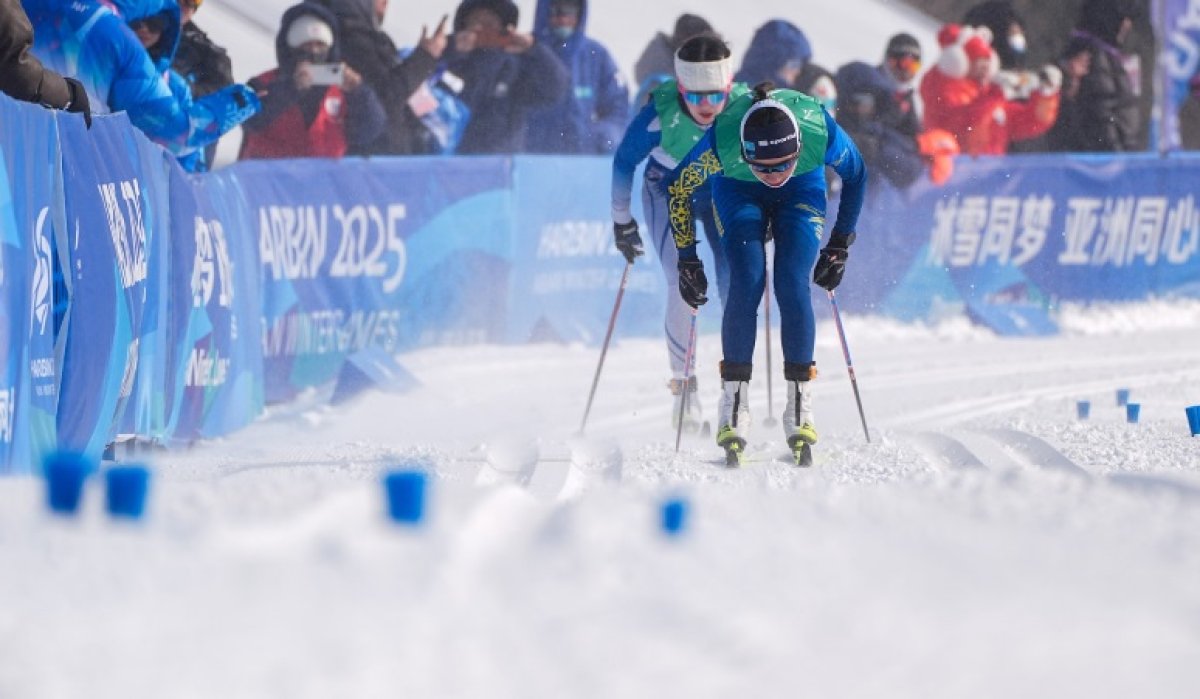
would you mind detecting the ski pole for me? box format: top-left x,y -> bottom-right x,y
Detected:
827,289 -> 871,443
674,306 -> 700,453
763,267 -> 777,427
579,262 -> 632,435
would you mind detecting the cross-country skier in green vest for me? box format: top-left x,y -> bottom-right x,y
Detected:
663,80 -> 868,466
610,33 -> 745,431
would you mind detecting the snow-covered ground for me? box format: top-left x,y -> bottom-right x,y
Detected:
4,301 -> 1200,698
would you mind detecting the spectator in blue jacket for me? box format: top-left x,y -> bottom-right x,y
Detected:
734,20 -> 812,89
525,0 -> 629,154
21,0 -> 258,156
443,0 -> 567,154
1,0 -> 90,122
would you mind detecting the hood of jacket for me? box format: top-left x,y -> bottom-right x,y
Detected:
1076,0 -> 1140,48
310,0 -> 379,29
453,0 -> 520,31
835,60 -> 898,123
734,20 -> 812,86
109,0 -> 183,71
533,0 -> 589,47
275,3 -> 343,69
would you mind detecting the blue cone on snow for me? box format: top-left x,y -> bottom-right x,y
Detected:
105,466 -> 151,520
661,497 -> 689,537
43,451 -> 95,516
384,470 -> 428,526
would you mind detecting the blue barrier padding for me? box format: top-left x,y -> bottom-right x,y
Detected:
2,91 -> 1200,472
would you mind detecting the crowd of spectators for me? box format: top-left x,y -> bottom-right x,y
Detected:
3,0 -> 1172,176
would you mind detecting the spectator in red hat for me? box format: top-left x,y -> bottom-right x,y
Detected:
919,23 -> 1060,155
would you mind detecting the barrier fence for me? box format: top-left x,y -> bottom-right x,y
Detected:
2,93 -> 1199,472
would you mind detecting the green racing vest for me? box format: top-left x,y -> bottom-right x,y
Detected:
714,89 -> 829,183
651,79 -> 749,163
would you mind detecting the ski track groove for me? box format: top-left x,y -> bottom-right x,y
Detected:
878,366 -> 1200,429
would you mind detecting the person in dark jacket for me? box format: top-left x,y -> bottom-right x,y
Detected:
633,13 -> 713,92
240,2 -> 385,160
733,19 -> 812,89
1051,0 -> 1142,152
1,0 -> 90,122
525,0 -> 630,154
172,0 -> 232,99
442,0 -> 567,154
171,0 -> 233,168
878,32 -> 923,137
835,61 -> 924,190
311,0 -> 448,155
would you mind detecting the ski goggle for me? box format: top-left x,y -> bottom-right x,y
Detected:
681,90 -> 728,107
887,51 -> 921,73
748,156 -> 798,174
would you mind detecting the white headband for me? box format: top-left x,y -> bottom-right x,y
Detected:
674,55 -> 733,92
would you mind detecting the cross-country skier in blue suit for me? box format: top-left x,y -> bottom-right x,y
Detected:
663,81 -> 867,466
21,0 -> 257,158
611,33 -> 744,430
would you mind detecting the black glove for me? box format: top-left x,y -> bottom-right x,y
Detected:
63,78 -> 92,128
677,258 -> 708,308
613,220 -> 644,264
813,231 -> 855,291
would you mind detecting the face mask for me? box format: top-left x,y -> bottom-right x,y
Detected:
550,25 -> 574,41
1008,33 -> 1027,54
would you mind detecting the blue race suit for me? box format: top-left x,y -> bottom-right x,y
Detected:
664,89 -> 867,371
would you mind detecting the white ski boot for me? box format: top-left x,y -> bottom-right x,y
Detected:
716,362 -> 753,467
782,362 -> 818,467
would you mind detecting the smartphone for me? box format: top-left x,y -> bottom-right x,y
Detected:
308,63 -> 344,86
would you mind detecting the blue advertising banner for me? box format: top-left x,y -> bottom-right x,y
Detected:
0,98 -> 60,473
508,156 -> 674,345
114,133 -> 173,442
56,112 -> 152,459
1157,0 -> 1200,150
0,143 -> 23,473
162,165 -> 264,442
229,156 -> 511,403
844,153 -> 1200,332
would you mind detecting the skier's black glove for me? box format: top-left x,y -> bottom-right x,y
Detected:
677,257 -> 708,308
813,231 -> 856,291
63,78 -> 92,128
613,220 -> 644,264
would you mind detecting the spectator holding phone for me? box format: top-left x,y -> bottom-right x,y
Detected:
312,0 -> 448,155
240,2 -> 385,160
440,0 -> 568,153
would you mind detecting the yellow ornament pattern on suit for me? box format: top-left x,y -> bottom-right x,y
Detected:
668,150 -> 723,250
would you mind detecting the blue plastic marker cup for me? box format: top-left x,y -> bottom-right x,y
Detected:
105,466 -> 150,520
1126,403 -> 1141,424
43,451 -> 93,516
384,470 -> 427,526
661,497 -> 689,537
1186,405 -> 1200,436
1076,400 -> 1091,420
1116,388 -> 1130,407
